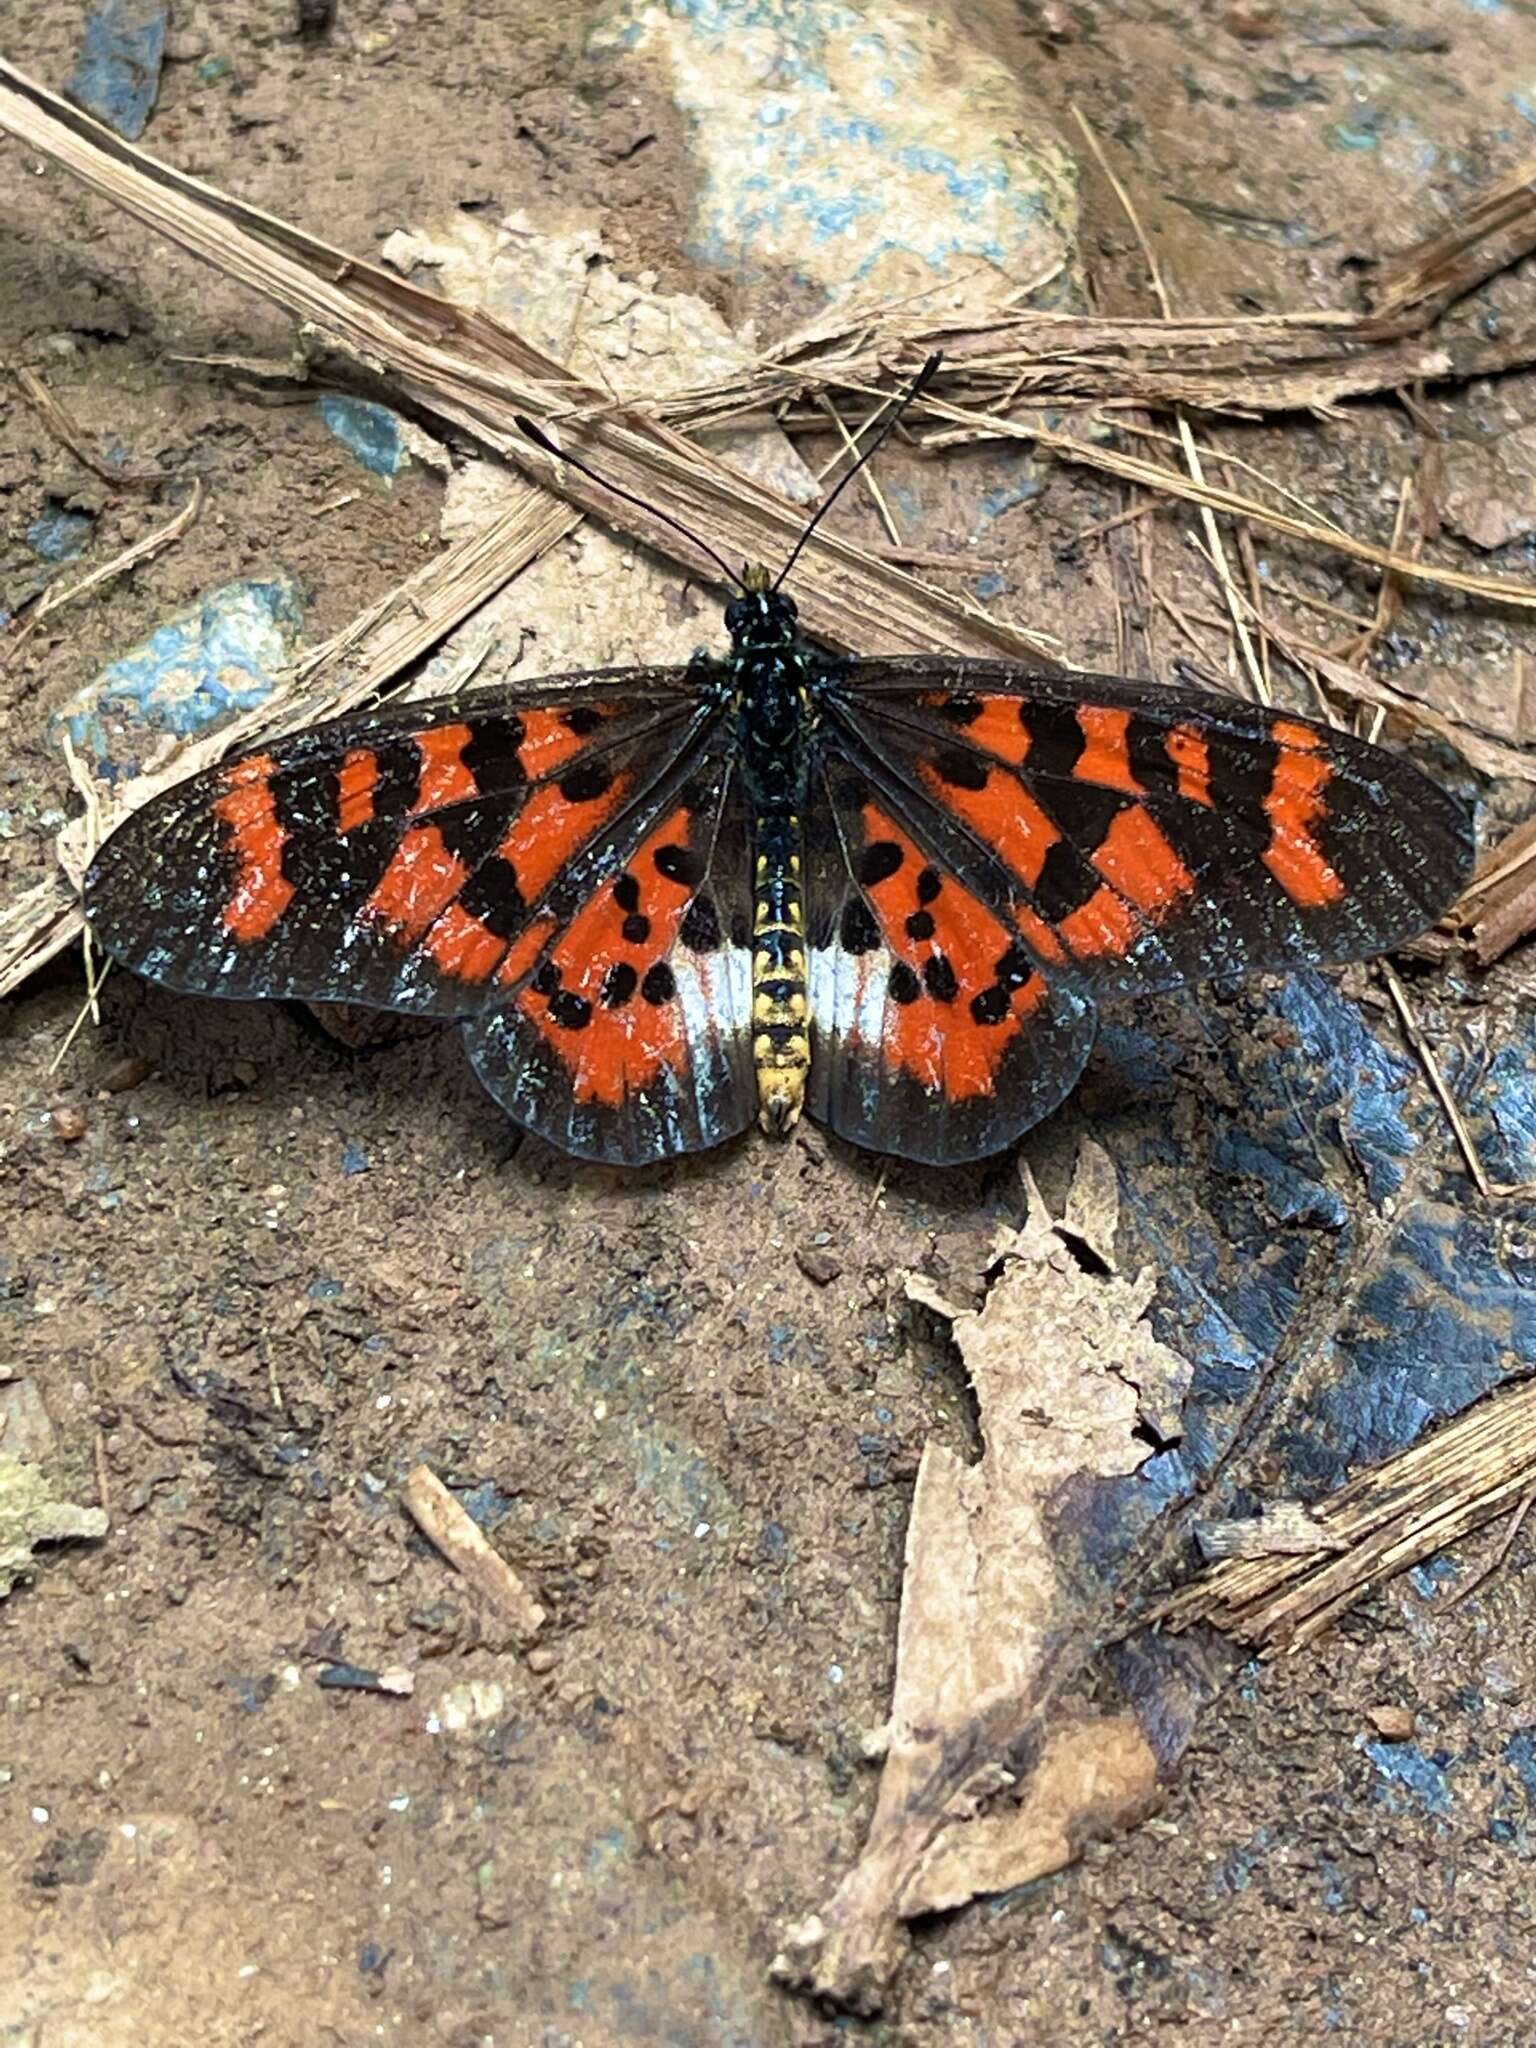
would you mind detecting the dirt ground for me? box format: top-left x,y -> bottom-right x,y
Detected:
4,2 -> 1536,2044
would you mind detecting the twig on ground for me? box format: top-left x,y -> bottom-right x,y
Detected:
815,388 -> 902,546
401,1465 -> 546,1642
1070,104 -> 1269,703
1159,1375 -> 1536,1649
1,479 -> 204,671
1446,814 -> 1536,967
7,358 -> 173,485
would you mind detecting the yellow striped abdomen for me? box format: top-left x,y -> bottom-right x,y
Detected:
752,828 -> 809,1134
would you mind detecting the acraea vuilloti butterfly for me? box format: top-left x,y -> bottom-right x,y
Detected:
84,361 -> 1474,1165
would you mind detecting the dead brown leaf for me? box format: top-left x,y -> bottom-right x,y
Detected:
772,1143 -> 1185,2011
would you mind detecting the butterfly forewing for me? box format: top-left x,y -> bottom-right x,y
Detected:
84,673 -> 708,1018
825,658 -> 1474,1000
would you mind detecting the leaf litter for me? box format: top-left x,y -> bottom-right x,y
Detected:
774,1141 -> 1187,2010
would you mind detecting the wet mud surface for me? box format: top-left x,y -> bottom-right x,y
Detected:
3,3 -> 1536,2042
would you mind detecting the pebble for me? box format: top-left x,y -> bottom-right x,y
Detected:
1366,1704 -> 1414,1741
101,1055 -> 152,1094
795,1245 -> 842,1286
50,1105 -> 87,1143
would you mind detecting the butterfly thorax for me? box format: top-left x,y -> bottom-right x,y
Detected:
725,581 -> 813,1135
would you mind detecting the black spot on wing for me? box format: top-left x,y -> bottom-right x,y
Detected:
655,844 -> 705,889
996,944 -> 1034,992
642,961 -> 677,1005
1208,728 -> 1280,812
602,961 -> 638,1007
1033,840 -> 1102,921
461,718 -> 529,793
435,804 -> 517,877
923,953 -> 959,1003
1021,701 -> 1085,781
969,983 -> 1010,1025
560,757 -> 616,804
457,852 -> 528,941
931,748 -> 990,792
549,989 -> 591,1030
1126,713 -> 1182,794
857,841 -> 903,887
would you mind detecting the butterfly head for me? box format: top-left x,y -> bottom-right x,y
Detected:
726,566 -> 799,653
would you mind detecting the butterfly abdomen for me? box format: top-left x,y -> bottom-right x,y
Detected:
751,805 -> 809,1133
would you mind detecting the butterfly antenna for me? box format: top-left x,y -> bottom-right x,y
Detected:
515,413 -> 745,592
772,352 -> 943,593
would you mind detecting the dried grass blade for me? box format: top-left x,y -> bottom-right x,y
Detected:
1158,1377 -> 1536,1650
0,58 -> 1051,663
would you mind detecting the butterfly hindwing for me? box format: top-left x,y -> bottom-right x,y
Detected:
826,659 -> 1475,999
805,746 -> 1097,1164
465,747 -> 755,1164
84,673 -> 708,1018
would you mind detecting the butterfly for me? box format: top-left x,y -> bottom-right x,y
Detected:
83,382 -> 1474,1168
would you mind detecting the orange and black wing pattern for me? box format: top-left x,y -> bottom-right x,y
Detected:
805,747 -> 1096,1164
463,759 -> 756,1162
84,640 -> 1473,1168
85,674 -> 756,1164
806,659 -> 1473,1161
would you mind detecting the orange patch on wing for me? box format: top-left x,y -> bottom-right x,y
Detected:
918,760 -> 1058,889
963,698 -> 1033,767
858,804 -> 1042,1101
1014,904 -> 1066,963
499,775 -> 631,906
520,806 -> 698,1107
1016,971 -> 1048,1015
412,724 -> 477,813
422,902 -> 506,984
1166,723 -> 1214,808
1058,885 -> 1139,959
497,915 -> 557,988
1091,804 -> 1193,917
214,754 -> 294,941
1075,706 -> 1141,794
1263,719 -> 1344,909
337,748 -> 379,835
517,709 -> 591,780
364,825 -> 467,940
